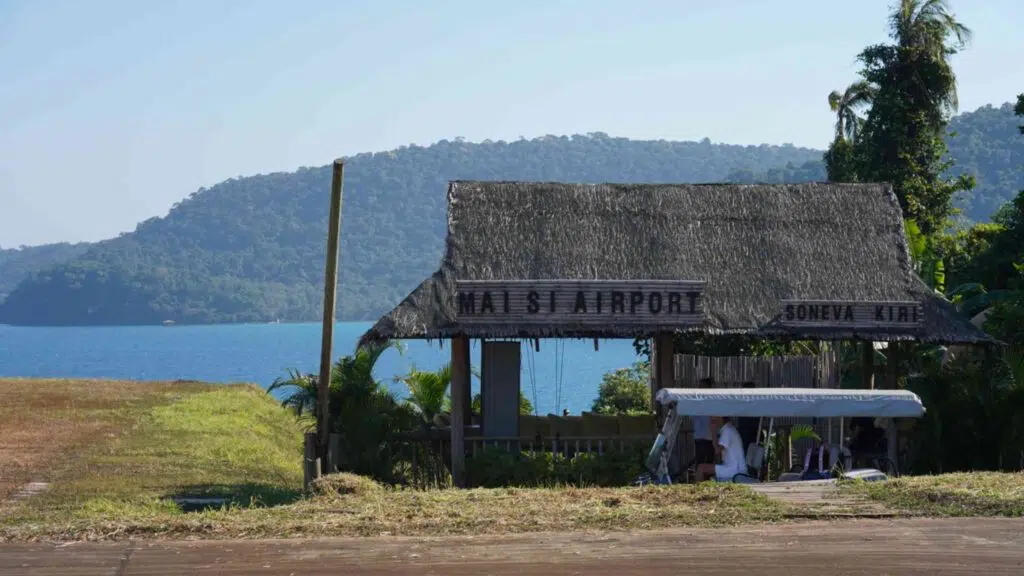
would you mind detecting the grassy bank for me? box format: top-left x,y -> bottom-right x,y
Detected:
0,378 -> 791,541
0,378 -> 306,540
0,378 -> 213,501
845,472 -> 1024,517
3,378 -> 1022,542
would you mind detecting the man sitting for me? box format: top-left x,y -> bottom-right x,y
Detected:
696,416 -> 747,482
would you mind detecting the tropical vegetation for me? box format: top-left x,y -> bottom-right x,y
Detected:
591,361 -> 653,416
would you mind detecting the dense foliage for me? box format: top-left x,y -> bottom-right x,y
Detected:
591,361 -> 653,416
466,445 -> 647,488
0,243 -> 90,303
0,135 -> 821,326
726,102 -> 1024,225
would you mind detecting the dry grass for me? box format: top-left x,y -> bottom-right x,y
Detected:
0,378 -> 211,500
1,477 -> 787,542
843,472 -> 1024,517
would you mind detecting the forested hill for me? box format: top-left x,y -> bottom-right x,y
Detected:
2,99 -> 1019,327
725,102 -> 1024,224
0,134 -> 821,326
0,243 -> 91,303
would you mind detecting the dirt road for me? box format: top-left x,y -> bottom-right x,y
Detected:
2,518 -> 1021,575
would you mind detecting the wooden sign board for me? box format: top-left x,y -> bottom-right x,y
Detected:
454,280 -> 706,326
780,300 -> 923,328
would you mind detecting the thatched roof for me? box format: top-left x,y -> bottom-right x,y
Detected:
359,181 -> 993,346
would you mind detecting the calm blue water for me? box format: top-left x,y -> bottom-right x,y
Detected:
0,322 -> 642,415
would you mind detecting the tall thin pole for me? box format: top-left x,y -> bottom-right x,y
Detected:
318,158 -> 345,472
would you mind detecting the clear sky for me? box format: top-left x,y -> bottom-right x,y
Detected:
1,0 -> 1020,247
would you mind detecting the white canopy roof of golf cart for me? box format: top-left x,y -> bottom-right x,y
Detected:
654,388 -> 926,418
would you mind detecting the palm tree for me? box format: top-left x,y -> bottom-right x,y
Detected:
270,341 -> 405,418
888,0 -> 971,112
267,369 -> 318,419
827,80 -> 876,142
399,363 -> 453,427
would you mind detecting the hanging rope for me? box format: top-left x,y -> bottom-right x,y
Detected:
560,341 -> 567,412
553,340 -> 566,414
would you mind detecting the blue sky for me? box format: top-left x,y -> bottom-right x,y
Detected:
1,0 -> 1020,246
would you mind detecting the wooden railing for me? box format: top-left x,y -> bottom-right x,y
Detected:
465,435 -> 653,457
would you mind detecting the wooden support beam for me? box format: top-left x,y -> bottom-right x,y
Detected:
652,334 -> 675,415
316,159 -> 345,473
861,340 -> 875,390
327,433 -> 342,473
450,335 -> 470,487
887,418 -> 899,476
464,339 -> 474,424
303,432 -> 317,490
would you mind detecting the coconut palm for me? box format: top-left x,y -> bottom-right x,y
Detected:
267,369 -> 319,419
827,80 -> 876,142
888,0 -> 971,112
269,340 -> 405,420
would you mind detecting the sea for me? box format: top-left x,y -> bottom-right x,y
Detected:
0,322 -> 643,415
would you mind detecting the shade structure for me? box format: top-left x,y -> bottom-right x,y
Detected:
360,181 -> 994,346
654,387 -> 926,418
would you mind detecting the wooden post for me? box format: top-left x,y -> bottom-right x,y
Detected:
450,336 -> 470,487
317,159 -> 345,473
861,340 -> 875,390
303,432 -> 317,490
328,433 -> 342,473
652,334 -> 674,409
887,418 -> 899,476
465,339 -> 474,425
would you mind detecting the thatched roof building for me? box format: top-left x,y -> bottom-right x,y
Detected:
359,181 -> 993,346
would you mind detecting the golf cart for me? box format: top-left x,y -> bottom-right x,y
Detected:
638,387 -> 926,485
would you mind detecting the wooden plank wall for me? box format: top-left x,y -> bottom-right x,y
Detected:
671,348 -> 839,390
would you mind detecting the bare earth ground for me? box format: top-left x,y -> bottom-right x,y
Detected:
1,518 -> 1022,575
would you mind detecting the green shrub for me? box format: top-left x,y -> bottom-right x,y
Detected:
466,445 -> 648,488
471,391 -> 535,416
591,361 -> 652,415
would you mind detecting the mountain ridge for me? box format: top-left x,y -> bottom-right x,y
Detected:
1,101 -> 1020,326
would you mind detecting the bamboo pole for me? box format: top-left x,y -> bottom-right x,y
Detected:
317,159 -> 345,473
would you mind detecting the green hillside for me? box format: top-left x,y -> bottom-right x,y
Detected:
0,243 -> 91,303
1,100 -> 1019,327
0,134 -> 820,325
725,102 -> 1024,225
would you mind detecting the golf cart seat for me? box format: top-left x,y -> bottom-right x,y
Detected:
731,442 -> 765,483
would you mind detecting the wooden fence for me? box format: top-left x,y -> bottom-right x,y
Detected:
669,348 -> 840,389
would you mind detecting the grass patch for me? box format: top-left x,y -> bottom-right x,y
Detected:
2,477 -> 787,541
843,472 -> 1024,517
0,378 -> 212,500
0,380 -> 305,539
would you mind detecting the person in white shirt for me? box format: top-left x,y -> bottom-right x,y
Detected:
696,416 -> 747,482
